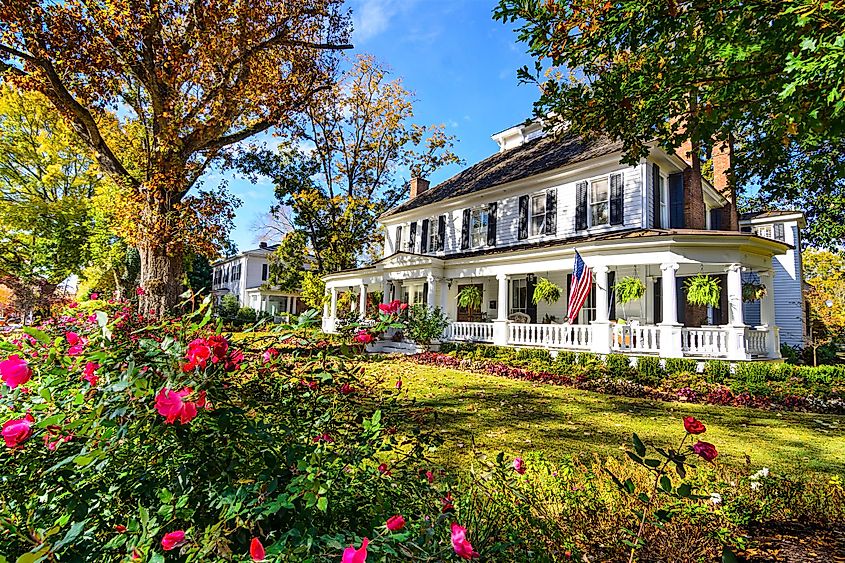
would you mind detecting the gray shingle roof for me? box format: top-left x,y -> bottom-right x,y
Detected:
385,132 -> 623,217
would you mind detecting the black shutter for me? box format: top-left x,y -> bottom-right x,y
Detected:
395,226 -> 403,253
526,275 -> 537,323
609,173 -> 624,225
668,173 -> 685,228
575,180 -> 588,230
652,164 -> 662,228
545,189 -> 557,234
461,209 -> 471,249
420,219 -> 430,253
773,223 -> 785,241
653,278 -> 662,324
487,202 -> 497,246
518,195 -> 529,240
437,215 -> 446,251
710,208 -> 722,231
608,271 -> 616,320
409,222 -> 417,251
676,277 -> 686,324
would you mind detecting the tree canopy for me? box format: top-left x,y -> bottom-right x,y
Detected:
1,0 -> 352,314
494,0 -> 845,246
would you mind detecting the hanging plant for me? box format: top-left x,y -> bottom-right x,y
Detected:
684,274 -> 721,308
456,286 -> 482,309
742,282 -> 767,302
613,276 -> 646,305
532,277 -> 563,305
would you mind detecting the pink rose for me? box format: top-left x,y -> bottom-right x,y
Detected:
82,362 -> 100,386
155,388 -> 198,425
184,338 -> 213,370
353,330 -> 374,344
2,413 -> 35,447
161,530 -> 185,551
395,379 -> 402,390
342,538 -> 368,563
1,355 -> 32,389
262,348 -> 279,364
136,287 -> 145,296
451,523 -> 479,559
513,457 -> 526,475
386,514 -> 406,531
90,293 -> 99,300
692,440 -> 719,462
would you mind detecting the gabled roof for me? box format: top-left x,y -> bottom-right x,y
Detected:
740,210 -> 803,221
384,132 -> 622,217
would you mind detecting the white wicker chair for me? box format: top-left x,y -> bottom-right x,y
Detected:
507,312 -> 531,323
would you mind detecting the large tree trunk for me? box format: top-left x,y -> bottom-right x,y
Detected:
138,239 -> 184,318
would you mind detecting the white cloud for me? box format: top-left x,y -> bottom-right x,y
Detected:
351,0 -> 416,43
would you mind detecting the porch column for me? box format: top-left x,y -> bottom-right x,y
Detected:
590,265 -> 611,354
439,279 -> 449,316
759,271 -> 781,359
329,287 -> 338,326
493,273 -> 509,346
358,284 -> 367,317
382,280 -> 391,305
426,274 -> 437,308
350,287 -> 357,313
322,287 -> 330,325
659,262 -> 683,358
725,263 -> 749,360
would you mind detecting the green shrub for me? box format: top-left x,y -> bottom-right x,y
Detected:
780,343 -> 803,365
704,360 -> 732,384
661,370 -> 712,395
797,364 -> 845,385
516,348 -> 552,363
577,351 -> 601,367
405,304 -> 450,345
605,353 -> 633,378
218,293 -> 240,318
664,357 -> 698,374
634,356 -> 664,386
554,350 -> 577,367
732,362 -> 776,395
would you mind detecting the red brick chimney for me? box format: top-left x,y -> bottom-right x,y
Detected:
712,136 -> 739,231
409,176 -> 430,199
670,117 -> 706,229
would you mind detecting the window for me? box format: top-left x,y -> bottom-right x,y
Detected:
754,226 -> 772,239
223,267 -> 229,283
261,263 -> 269,281
232,264 -> 242,281
657,173 -> 667,227
426,217 -> 438,252
395,225 -> 403,253
470,208 -> 489,248
530,194 -> 546,236
510,278 -> 528,315
401,283 -> 425,306
589,178 -> 610,226
578,285 -> 597,324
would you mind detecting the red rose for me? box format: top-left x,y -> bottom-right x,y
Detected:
386,514 -> 406,531
683,416 -> 706,435
692,440 -> 719,462
161,530 -> 186,551
2,414 -> 35,447
249,537 -> 265,561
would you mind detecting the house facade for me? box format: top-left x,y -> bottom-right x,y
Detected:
322,122 -> 806,361
212,242 -> 304,318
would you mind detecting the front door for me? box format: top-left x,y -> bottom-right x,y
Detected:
457,283 -> 483,322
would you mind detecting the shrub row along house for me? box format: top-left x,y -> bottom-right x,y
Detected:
322,121 -> 807,361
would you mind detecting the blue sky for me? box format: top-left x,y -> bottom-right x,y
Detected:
224,0 -> 539,251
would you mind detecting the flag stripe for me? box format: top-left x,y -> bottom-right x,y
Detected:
567,250 -> 593,323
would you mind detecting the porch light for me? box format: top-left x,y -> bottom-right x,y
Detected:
526,273 -> 536,283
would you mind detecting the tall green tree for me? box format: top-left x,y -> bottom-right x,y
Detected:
494,0 -> 845,245
237,55 -> 462,288
0,84 -> 101,309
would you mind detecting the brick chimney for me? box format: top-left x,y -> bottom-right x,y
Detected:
669,117 -> 706,229
712,136 -> 739,231
409,176 -> 430,199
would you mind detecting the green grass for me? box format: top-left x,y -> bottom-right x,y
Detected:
364,360 -> 845,476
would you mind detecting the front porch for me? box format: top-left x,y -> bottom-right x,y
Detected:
321,231 -> 786,361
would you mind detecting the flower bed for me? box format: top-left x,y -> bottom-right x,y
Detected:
405,348 -> 845,414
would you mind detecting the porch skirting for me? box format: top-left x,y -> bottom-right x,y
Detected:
443,321 -> 777,361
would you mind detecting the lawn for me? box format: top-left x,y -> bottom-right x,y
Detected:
364,359 -> 845,476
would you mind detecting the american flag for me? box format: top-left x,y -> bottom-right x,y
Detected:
567,250 -> 593,324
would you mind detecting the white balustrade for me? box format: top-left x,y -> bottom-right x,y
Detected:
612,324 -> 660,354
680,327 -> 729,358
744,327 -> 769,356
507,323 -> 592,349
446,322 -> 494,343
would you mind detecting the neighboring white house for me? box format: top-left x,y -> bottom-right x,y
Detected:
322,122 -> 808,361
212,242 -> 304,317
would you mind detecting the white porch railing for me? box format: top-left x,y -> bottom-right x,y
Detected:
508,323 -> 592,349
612,324 -> 660,354
744,327 -> 768,356
681,327 -> 729,358
446,322 -> 494,343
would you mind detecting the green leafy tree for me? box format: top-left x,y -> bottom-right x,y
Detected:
237,55 -> 462,282
494,0 -> 845,245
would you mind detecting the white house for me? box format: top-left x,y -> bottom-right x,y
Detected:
212,242 -> 304,317
322,122 -> 807,361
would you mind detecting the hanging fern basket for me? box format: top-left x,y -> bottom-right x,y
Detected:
532,277 -> 563,305
684,274 -> 721,308
613,276 -> 646,305
456,286 -> 482,309
742,282 -> 767,302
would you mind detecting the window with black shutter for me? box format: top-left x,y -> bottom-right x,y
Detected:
437,215 -> 446,251
487,202 -> 497,246
420,219 -> 430,253
609,173 -> 624,225
545,189 -> 557,234
461,209 -> 471,249
653,279 -> 662,324
408,222 -> 417,251
518,195 -> 529,240
261,264 -> 268,281
773,223 -> 785,241
575,181 -> 588,230
668,173 -> 685,228
395,225 -> 403,253
652,163 -> 662,228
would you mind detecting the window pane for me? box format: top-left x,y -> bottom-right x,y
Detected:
531,214 -> 545,236
591,202 -> 608,225
591,178 -> 608,202
531,194 -> 545,215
